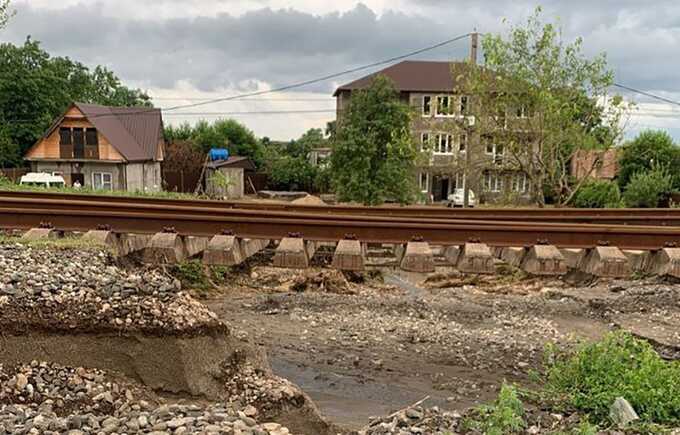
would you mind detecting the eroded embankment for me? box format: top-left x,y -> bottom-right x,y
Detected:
0,241 -> 336,435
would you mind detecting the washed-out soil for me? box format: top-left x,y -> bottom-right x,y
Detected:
205,266 -> 680,431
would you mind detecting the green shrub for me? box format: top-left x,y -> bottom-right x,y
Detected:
468,383 -> 526,435
572,180 -> 621,208
170,260 -> 211,290
622,168 -> 674,208
544,331 -> 680,425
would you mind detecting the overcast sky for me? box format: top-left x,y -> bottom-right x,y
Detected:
3,0 -> 680,140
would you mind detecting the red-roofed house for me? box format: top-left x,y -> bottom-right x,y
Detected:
24,102 -> 165,192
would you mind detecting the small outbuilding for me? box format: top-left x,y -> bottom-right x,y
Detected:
205,156 -> 256,199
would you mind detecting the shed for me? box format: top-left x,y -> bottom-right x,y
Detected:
205,156 -> 256,198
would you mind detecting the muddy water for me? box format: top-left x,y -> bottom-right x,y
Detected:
270,357 -> 450,429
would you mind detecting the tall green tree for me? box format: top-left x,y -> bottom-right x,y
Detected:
331,75 -> 417,205
0,0 -> 13,29
467,7 -> 628,206
0,38 -> 151,166
618,130 -> 680,191
262,128 -> 328,192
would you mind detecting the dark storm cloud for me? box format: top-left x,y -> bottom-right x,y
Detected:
2,1 -> 679,96
1,2 -> 470,93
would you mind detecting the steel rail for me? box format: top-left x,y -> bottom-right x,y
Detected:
0,196 -> 675,230
2,190 -> 680,225
1,204 -> 680,250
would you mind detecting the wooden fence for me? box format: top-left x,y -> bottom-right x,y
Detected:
0,167 -> 30,182
162,169 -> 203,193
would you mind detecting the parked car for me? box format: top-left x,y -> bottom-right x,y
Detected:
447,188 -> 477,207
19,172 -> 66,188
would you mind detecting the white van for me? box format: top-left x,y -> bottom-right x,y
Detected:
19,172 -> 66,188
447,188 -> 477,207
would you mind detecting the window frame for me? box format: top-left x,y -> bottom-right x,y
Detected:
420,132 -> 431,151
433,133 -> 454,155
460,95 -> 468,114
458,133 -> 468,153
485,143 -> 505,164
85,128 -> 99,146
484,171 -> 503,193
92,172 -> 113,190
59,127 -> 72,145
418,172 -> 429,193
435,95 -> 455,117
422,96 -> 432,117
511,172 -> 528,193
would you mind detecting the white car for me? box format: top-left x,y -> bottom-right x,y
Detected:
19,172 -> 66,188
447,188 -> 477,207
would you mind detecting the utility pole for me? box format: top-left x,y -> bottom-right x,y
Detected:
470,31 -> 479,65
463,31 -> 478,208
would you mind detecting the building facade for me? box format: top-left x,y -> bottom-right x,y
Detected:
334,60 -> 532,204
25,103 -> 164,192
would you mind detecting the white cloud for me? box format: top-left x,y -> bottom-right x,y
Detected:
150,81 -> 335,140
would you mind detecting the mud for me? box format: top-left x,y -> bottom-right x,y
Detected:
206,267 -> 680,431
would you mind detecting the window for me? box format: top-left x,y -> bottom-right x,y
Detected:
460,96 -> 468,114
422,96 -> 432,116
436,95 -> 454,117
73,128 -> 85,159
485,143 -> 504,164
419,172 -> 429,193
59,127 -> 72,145
511,172 -> 528,193
459,133 -> 468,153
92,172 -> 113,190
421,133 -> 431,151
516,104 -> 532,119
85,128 -> 98,146
483,171 -> 503,192
434,134 -> 454,154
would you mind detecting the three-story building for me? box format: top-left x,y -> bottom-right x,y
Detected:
334,60 -> 532,204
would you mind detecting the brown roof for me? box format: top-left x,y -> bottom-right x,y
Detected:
206,156 -> 256,171
334,60 -> 471,96
74,103 -> 163,162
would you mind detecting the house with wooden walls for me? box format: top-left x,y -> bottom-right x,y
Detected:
24,102 -> 165,192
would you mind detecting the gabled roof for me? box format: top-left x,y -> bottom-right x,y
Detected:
37,102 -> 163,162
334,60 -> 471,96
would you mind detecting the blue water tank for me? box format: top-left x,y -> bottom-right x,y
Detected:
209,148 -> 229,161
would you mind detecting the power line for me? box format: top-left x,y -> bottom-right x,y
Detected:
160,33 -> 473,112
163,109 -> 336,116
7,32 -> 471,123
613,83 -> 680,108
152,97 -> 334,102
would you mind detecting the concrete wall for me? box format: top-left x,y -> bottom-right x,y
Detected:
206,167 -> 245,199
33,161 -> 125,190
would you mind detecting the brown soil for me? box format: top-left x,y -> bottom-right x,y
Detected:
204,267 -> 680,431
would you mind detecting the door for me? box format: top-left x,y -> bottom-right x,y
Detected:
432,176 -> 450,202
71,173 -> 84,187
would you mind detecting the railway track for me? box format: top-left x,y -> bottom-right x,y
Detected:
1,193 -> 680,249
2,190 -> 680,225
3,191 -> 680,277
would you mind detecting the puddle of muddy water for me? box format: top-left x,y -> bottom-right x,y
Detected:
270,357 -> 449,429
